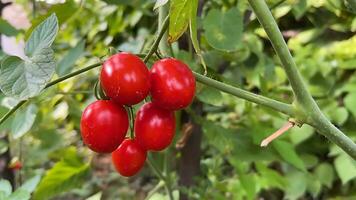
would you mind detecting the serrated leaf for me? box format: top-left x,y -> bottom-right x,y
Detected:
203,8 -> 243,52
33,147 -> 90,200
25,14 -> 58,57
0,14 -> 58,100
154,0 -> 169,10
168,0 -> 195,43
0,179 -> 12,197
11,104 -> 37,139
56,40 -> 85,76
273,140 -> 306,172
334,154 -> 356,184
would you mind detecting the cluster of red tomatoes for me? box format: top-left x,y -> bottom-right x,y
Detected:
80,52 -> 196,177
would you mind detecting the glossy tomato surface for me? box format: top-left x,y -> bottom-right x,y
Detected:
150,58 -> 196,110
112,139 -> 147,177
80,100 -> 129,153
134,102 -> 175,151
100,52 -> 150,105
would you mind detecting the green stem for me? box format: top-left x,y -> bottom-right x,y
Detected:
143,16 -> 169,63
194,72 -> 294,116
158,4 -> 171,56
0,62 -> 103,126
128,107 -> 135,139
0,101 -> 26,125
147,156 -> 174,200
248,0 -> 356,159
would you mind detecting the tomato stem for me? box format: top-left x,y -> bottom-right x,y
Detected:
128,106 -> 135,139
261,121 -> 295,147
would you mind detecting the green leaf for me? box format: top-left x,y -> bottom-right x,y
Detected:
19,175 -> 42,193
284,170 -> 307,200
203,8 -> 243,52
7,189 -> 30,200
344,92 -> 356,118
169,0 -> 195,43
196,86 -> 223,106
314,163 -> 334,188
273,140 -> 306,172
334,154 -> 356,184
0,14 -> 58,100
240,174 -> 256,200
0,18 -> 20,36
56,40 -> 85,76
289,124 -> 314,145
33,147 -> 90,200
256,163 -> 286,190
11,104 -> 37,139
0,179 -> 12,197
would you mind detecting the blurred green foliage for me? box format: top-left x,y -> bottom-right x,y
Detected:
0,0 -> 356,199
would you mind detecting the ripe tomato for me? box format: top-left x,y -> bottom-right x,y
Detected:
80,100 -> 129,153
150,58 -> 196,110
112,138 -> 147,177
134,102 -> 175,151
100,52 -> 150,105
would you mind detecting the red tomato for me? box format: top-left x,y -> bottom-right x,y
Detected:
100,52 -> 150,105
134,102 -> 176,151
112,138 -> 147,177
80,100 -> 129,153
150,58 -> 196,110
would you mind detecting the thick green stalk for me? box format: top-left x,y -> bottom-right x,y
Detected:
158,5 -> 171,56
248,0 -> 356,159
143,16 -> 169,63
194,72 -> 294,116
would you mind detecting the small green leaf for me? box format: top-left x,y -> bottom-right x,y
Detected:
7,189 -> 30,200
19,175 -> 42,193
11,104 -> 38,139
334,154 -> 356,184
33,147 -> 90,200
0,179 -> 12,197
0,14 -> 58,100
169,0 -> 195,43
0,19 -> 20,36
196,86 -> 223,106
344,92 -> 356,118
285,170 -> 307,200
314,163 -> 334,188
203,8 -> 243,52
56,40 -> 85,76
289,124 -> 314,145
273,140 -> 306,172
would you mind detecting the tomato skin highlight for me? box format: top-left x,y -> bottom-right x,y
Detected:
100,52 -> 150,106
134,102 -> 176,151
111,139 -> 147,177
80,100 -> 129,153
150,58 -> 196,110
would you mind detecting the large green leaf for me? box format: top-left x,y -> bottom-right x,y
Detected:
168,0 -> 196,43
273,140 -> 306,172
56,40 -> 85,76
7,189 -> 31,200
11,104 -> 38,139
203,8 -> 243,52
0,14 -> 58,100
0,179 -> 12,197
33,147 -> 90,200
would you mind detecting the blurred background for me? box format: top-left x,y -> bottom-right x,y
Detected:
0,0 -> 356,199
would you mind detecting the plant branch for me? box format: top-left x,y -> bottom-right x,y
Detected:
194,72 -> 294,116
147,156 -> 174,200
248,0 -> 356,159
143,16 -> 169,63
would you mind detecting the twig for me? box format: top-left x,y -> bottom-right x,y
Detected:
261,121 -> 295,147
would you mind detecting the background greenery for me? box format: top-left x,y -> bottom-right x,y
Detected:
0,0 -> 356,199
